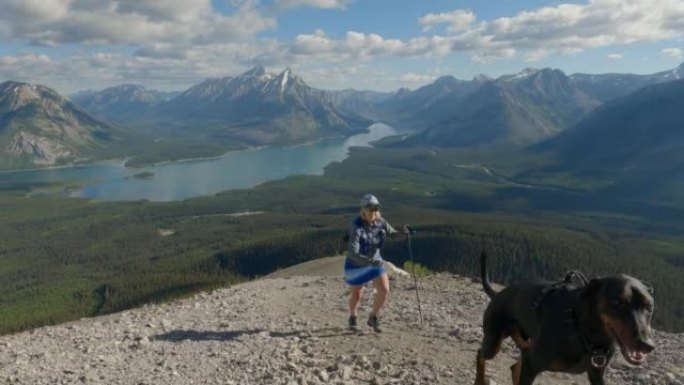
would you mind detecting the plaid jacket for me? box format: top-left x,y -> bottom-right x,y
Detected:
346,216 -> 398,266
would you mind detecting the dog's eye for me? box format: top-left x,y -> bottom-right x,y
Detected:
644,303 -> 654,312
611,300 -> 625,309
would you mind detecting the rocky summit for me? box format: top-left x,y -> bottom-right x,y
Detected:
0,256 -> 682,385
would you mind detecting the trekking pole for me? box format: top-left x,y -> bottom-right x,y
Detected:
405,226 -> 424,325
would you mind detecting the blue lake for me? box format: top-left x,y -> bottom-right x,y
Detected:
0,123 -> 397,201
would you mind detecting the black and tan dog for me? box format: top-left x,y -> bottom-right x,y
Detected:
475,251 -> 655,385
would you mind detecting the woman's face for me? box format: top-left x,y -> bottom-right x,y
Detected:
362,207 -> 379,223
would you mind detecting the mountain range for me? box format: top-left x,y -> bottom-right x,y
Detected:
70,85 -> 179,123
380,65 -> 683,148
1,63 -> 683,171
153,66 -> 372,145
529,77 -> 684,204
570,62 -> 684,102
394,69 -> 597,147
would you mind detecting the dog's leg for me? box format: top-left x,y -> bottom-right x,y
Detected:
510,327 -> 532,349
510,359 -> 522,385
474,350 -> 487,385
517,354 -> 539,385
475,332 -> 504,385
587,367 -> 606,385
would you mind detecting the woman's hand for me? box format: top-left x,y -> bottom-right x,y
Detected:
371,259 -> 385,267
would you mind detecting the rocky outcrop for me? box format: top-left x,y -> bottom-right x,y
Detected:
0,81 -> 119,168
7,131 -> 73,165
0,258 -> 681,384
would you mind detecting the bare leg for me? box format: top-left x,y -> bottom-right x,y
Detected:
371,273 -> 390,316
348,285 -> 363,316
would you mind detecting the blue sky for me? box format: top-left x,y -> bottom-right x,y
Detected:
1,0 -> 683,94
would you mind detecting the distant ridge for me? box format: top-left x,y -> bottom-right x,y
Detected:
531,77 -> 684,203
570,62 -> 684,102
70,84 -> 177,124
384,68 -> 598,148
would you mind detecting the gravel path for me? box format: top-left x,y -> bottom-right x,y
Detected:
1,257 -> 682,385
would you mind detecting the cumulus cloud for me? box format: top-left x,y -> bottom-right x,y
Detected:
290,30 -> 452,61
419,10 -> 476,33
0,0 -> 70,24
471,48 -> 517,64
467,0 -> 684,60
607,53 -> 623,60
0,53 -> 53,67
0,53 -> 61,86
0,40 -> 285,93
290,0 -> 684,64
0,0 -> 276,46
662,47 -> 683,59
3,0 -> 684,93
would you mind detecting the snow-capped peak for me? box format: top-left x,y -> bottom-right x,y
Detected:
280,68 -> 291,93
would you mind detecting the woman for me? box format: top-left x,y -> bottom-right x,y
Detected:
344,193 -> 404,332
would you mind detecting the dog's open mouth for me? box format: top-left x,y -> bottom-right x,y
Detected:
609,325 -> 649,366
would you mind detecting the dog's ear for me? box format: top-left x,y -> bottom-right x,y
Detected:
641,280 -> 655,295
581,278 -> 603,298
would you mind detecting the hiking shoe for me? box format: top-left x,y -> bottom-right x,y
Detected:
348,315 -> 358,331
367,314 -> 382,333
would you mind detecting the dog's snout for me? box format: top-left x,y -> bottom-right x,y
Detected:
636,338 -> 655,354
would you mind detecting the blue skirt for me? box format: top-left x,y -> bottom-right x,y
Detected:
344,258 -> 386,286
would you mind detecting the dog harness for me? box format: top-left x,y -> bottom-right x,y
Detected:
531,271 -> 613,369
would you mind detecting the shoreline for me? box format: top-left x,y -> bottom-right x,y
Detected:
0,127 -> 379,174
0,158 -> 129,174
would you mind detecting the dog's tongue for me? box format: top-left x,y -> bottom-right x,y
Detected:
616,331 -> 647,364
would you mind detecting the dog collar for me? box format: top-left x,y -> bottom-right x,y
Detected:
569,307 -> 615,368
589,351 -> 610,368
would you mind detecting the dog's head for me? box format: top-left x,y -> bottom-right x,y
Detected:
584,274 -> 655,365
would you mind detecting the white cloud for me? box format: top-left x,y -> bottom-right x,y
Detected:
474,0 -> 684,59
292,0 -> 684,64
0,41 -> 283,93
3,0 -> 684,93
419,10 -> 476,33
0,53 -> 52,66
275,0 -> 351,9
607,53 -> 623,60
471,48 -> 517,64
0,0 -> 276,46
0,53 -> 60,86
290,30 -> 452,61
662,47 -> 683,59
0,0 -> 70,24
